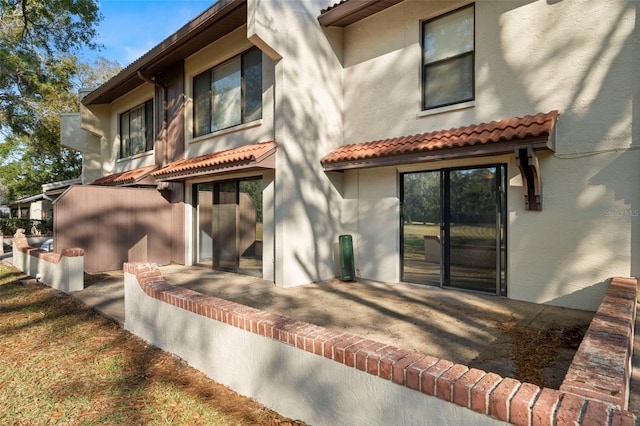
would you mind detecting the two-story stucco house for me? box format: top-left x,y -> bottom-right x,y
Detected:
59,0 -> 638,311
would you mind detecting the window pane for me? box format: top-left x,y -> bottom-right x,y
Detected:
212,57 -> 241,131
424,5 -> 474,64
423,53 -> 473,109
193,72 -> 211,137
130,105 -> 144,155
243,48 -> 262,123
120,112 -> 130,158
145,99 -> 154,151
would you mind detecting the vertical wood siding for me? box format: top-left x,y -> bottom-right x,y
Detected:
54,185 -> 184,273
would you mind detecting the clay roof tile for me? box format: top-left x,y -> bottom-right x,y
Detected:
321,111 -> 558,168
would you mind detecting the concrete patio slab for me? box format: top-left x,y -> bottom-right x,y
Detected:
75,263 -> 594,389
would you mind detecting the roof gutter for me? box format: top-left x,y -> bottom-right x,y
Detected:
81,0 -> 245,106
318,0 -> 404,27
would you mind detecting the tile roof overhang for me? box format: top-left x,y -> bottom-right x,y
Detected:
322,111 -> 559,211
82,0 -> 247,105
321,111 -> 559,172
318,0 -> 405,27
152,141 -> 276,181
91,165 -> 159,187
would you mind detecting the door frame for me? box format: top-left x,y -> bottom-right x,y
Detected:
400,164 -> 507,295
193,176 -> 264,277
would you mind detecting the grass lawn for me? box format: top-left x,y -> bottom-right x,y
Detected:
0,264 -> 303,425
403,223 -> 496,260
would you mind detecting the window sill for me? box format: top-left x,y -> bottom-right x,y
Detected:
189,119 -> 263,145
417,100 -> 475,118
116,150 -> 154,163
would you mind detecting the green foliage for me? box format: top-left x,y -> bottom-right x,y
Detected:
403,168 -> 498,226
0,1 -> 115,201
0,217 -> 52,236
403,172 -> 440,224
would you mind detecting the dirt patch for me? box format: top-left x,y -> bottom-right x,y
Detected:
500,321 -> 588,388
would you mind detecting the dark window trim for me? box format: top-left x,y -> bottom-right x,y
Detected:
119,98 -> 154,159
399,163 -> 507,296
421,3 -> 476,111
192,46 -> 262,138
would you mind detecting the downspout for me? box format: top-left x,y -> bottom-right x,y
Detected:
137,71 -> 168,167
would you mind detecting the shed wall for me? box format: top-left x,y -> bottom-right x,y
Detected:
54,185 -> 184,272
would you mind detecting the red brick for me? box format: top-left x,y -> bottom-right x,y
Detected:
471,372 -> 502,414
379,349 -> 411,380
436,364 -> 469,402
294,324 -> 318,349
276,320 -> 308,346
555,393 -> 585,426
314,329 -> 338,356
581,400 -> 611,426
611,409 -> 637,426
490,377 -> 520,421
391,352 -> 426,385
367,346 -> 399,376
256,313 -> 279,337
62,247 -> 84,257
406,355 -> 439,391
344,339 -> 378,368
323,332 -> 348,359
421,359 -> 454,396
510,382 -> 541,426
453,368 -> 485,408
354,342 -> 386,372
333,335 -> 362,363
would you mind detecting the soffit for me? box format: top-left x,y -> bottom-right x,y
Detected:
91,164 -> 159,186
152,140 -> 276,181
321,111 -> 559,171
82,0 -> 247,106
318,0 -> 405,27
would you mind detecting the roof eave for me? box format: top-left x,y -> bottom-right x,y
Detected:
82,0 -> 247,106
318,0 -> 404,27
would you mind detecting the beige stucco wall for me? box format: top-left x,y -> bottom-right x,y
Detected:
338,0 -> 638,310
124,270 -> 504,426
248,0 -> 346,287
60,113 -> 102,184
78,83 -> 157,180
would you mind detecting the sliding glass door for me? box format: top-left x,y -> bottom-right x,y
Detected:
195,177 -> 263,277
402,165 -> 506,295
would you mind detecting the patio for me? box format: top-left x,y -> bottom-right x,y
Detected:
80,263 -> 594,389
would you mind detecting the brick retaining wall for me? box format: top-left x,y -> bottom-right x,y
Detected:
13,237 -> 84,293
561,277 -> 637,408
125,262 -> 638,425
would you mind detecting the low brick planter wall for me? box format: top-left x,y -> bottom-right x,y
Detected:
12,237 -> 84,293
124,262 -> 638,425
561,277 -> 638,409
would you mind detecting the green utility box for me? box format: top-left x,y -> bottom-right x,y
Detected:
339,234 -> 355,281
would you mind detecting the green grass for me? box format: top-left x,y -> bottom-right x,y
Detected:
403,223 -> 496,259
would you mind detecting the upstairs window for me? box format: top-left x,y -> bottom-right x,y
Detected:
422,4 -> 475,110
119,99 -> 154,158
193,47 -> 262,138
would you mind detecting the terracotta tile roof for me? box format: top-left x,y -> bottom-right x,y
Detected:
91,164 -> 159,186
153,140 -> 276,180
321,111 -> 559,170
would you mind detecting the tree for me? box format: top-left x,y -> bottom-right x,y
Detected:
0,0 -> 104,199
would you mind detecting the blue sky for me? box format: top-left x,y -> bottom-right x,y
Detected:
82,0 -> 215,66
